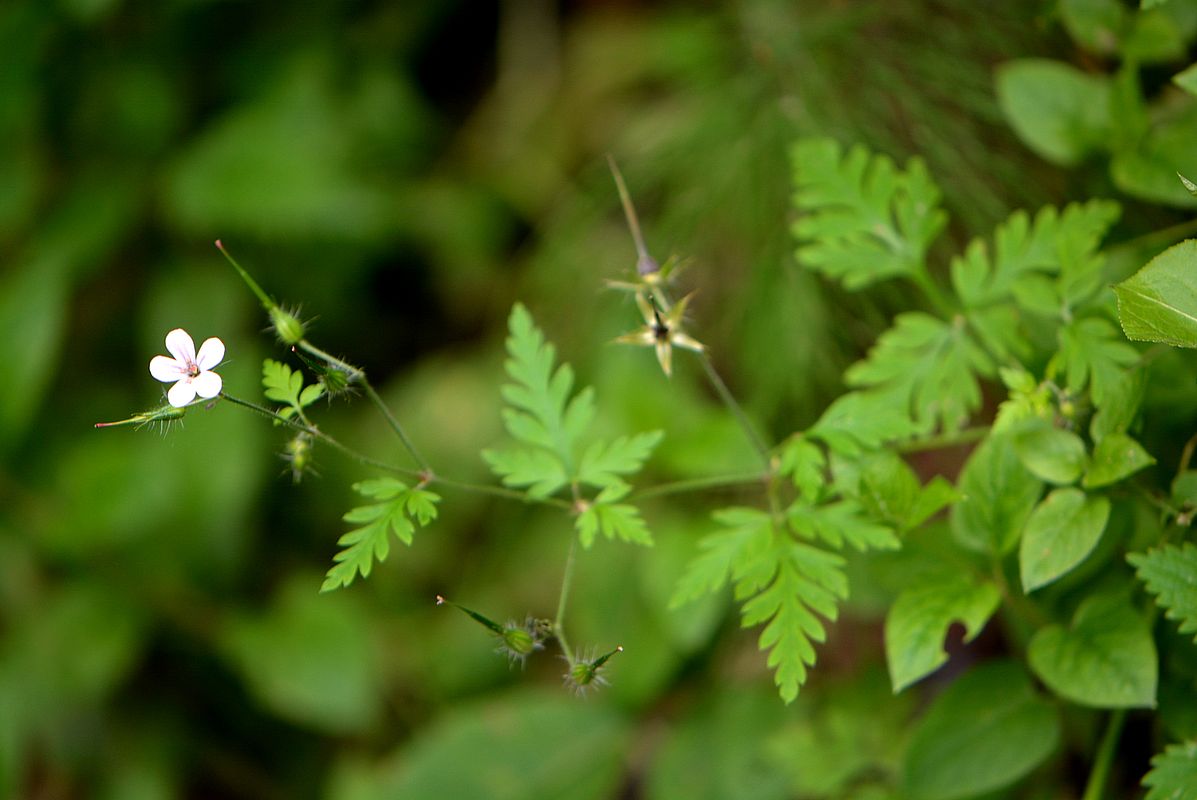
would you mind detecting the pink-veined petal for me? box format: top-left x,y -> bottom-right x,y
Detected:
165,329 -> 196,365
167,379 -> 198,407
191,370 -> 222,399
195,337 -> 225,370
149,355 -> 185,382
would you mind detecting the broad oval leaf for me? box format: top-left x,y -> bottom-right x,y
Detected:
1019,489 -> 1110,592
885,575 -> 1001,692
1027,592 -> 1157,708
1082,432 -> 1154,489
996,59 -> 1111,166
951,435 -> 1043,556
1013,425 -> 1087,485
902,660 -> 1060,800
1115,239 -> 1197,347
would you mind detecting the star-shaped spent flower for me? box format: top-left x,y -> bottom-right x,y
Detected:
615,292 -> 704,377
149,328 -> 226,407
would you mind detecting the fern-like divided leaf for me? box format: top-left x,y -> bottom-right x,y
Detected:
791,138 -> 947,290
321,478 -> 439,592
263,358 -> 324,420
1142,741 -> 1197,800
845,312 -> 994,433
672,504 -> 895,703
484,303 -> 661,547
1128,543 -> 1197,642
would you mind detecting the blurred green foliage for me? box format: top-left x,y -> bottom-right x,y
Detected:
4,0 -> 1192,798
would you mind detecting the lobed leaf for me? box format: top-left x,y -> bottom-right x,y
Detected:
808,390 -> 925,457
576,430 -> 664,491
575,487 -> 653,548
321,480 -> 440,592
1128,543 -> 1197,642
1143,741 -> 1197,800
1056,316 -> 1139,408
846,313 -> 993,433
791,138 -> 946,290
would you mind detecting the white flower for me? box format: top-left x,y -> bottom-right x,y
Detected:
149,328 -> 225,407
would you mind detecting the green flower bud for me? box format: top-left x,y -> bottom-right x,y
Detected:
283,433 -> 313,483
95,403 -> 188,430
437,597 -> 549,668
270,306 -> 306,345
564,645 -> 623,696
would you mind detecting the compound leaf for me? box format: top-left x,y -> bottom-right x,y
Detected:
322,478 -> 440,592
791,139 -> 946,290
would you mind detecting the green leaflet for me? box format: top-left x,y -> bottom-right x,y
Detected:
1012,424 -> 1088,485
321,477 -> 440,592
1019,488 -> 1110,592
856,450 -> 959,532
484,303 -> 659,546
807,391 -> 925,457
671,506 -> 876,703
1115,239 -> 1197,347
950,435 -> 1044,556
902,661 -> 1061,800
950,201 -> 1118,310
1056,316 -> 1139,408
885,574 -> 1001,692
1082,431 -> 1155,489
262,358 -> 324,420
996,59 -> 1113,166
845,312 -> 994,433
1027,592 -> 1157,708
1143,742 -> 1197,800
791,138 -> 946,290
1129,543 -> 1197,641
575,485 -> 652,548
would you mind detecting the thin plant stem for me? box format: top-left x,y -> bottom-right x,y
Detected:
1081,709 -> 1126,800
219,392 -> 567,508
554,537 -> 578,666
215,241 -> 275,310
296,339 -> 432,473
1179,432 -> 1197,475
219,392 -> 417,477
699,353 -> 773,469
630,471 -> 769,501
608,154 -> 652,265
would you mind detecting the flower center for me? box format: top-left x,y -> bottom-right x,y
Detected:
186,361 -> 200,378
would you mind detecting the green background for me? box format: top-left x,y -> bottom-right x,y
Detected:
2,1 -> 1189,797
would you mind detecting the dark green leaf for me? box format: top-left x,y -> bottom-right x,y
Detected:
1027,592 -> 1157,707
1019,489 -> 1110,592
902,661 -> 1060,800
